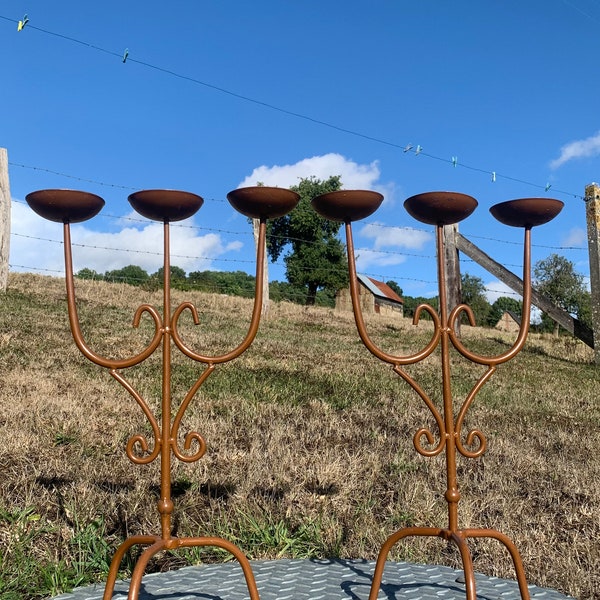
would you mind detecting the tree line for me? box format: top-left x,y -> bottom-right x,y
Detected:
76,265 -> 338,306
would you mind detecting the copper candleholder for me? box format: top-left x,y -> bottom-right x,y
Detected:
26,186 -> 300,600
312,190 -> 563,600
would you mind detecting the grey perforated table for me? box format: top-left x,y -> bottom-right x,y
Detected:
52,558 -> 574,600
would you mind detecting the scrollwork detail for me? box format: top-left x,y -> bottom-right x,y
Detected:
455,428 -> 487,459
172,431 -> 207,463
110,369 -> 161,466
453,368 -> 494,459
169,365 -> 215,464
393,365 -> 446,457
413,427 -> 446,457
126,433 -> 161,465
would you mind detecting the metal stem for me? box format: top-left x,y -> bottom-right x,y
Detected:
159,221 -> 173,541
436,224 -> 460,533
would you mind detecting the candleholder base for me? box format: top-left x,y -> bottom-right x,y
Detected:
369,526 -> 530,600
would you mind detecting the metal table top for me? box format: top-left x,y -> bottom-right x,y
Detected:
52,558 -> 574,600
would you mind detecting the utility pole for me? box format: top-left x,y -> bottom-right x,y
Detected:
584,182 -> 600,364
0,148 -> 10,292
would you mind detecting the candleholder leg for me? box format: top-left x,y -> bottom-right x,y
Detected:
368,527 -> 442,600
126,540 -> 166,600
178,536 -> 262,600
465,529 -> 531,599
102,535 -> 261,600
448,532 -> 477,599
102,536 -> 157,600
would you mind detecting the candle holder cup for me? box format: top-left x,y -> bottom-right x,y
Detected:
26,185 -> 300,600
312,189 -> 563,600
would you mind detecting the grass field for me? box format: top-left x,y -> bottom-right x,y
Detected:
1,273 -> 599,599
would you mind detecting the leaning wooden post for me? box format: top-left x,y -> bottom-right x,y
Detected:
443,223 -> 461,333
0,148 -> 10,292
585,182 -> 600,364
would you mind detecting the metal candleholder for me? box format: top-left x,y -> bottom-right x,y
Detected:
312,190 -> 563,600
26,186 -> 300,600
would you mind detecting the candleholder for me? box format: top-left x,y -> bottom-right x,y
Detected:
26,186 -> 300,600
312,190 -> 563,600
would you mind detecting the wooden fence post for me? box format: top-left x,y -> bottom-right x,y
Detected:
584,182 -> 600,364
443,224 -> 461,333
253,218 -> 269,317
0,148 -> 10,292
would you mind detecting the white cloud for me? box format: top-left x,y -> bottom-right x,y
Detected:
238,153 -> 394,201
359,222 -> 431,250
484,280 -> 521,304
9,201 -> 241,275
550,130 -> 600,169
561,227 -> 586,247
355,249 -> 407,272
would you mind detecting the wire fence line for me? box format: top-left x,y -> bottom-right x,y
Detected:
0,16 -> 586,201
8,199 -> 587,295
6,162 -> 589,299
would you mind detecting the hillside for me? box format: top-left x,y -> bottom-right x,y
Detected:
0,273 -> 599,599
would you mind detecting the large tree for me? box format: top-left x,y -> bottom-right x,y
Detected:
267,176 -> 348,305
534,253 -> 586,335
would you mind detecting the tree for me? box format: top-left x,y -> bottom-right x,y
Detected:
534,254 -> 586,335
386,280 -> 403,297
402,295 -> 438,320
76,268 -> 102,281
460,273 -> 491,326
104,265 -> 149,286
267,176 -> 348,305
152,266 -> 186,288
576,290 -> 592,330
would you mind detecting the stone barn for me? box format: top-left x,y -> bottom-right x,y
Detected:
336,274 -> 404,317
495,310 -> 521,333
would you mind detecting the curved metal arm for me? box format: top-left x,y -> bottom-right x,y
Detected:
453,366 -> 495,458
170,219 -> 268,364
392,365 -> 446,457
170,365 -> 213,462
63,223 -> 163,369
110,369 -> 162,465
448,227 -> 532,366
344,222 -> 441,366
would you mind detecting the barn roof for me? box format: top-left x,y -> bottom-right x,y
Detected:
357,274 -> 403,304
497,310 -> 521,326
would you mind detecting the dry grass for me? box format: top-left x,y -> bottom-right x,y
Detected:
1,273 -> 599,599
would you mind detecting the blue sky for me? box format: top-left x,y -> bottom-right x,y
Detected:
2,1 -> 600,301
